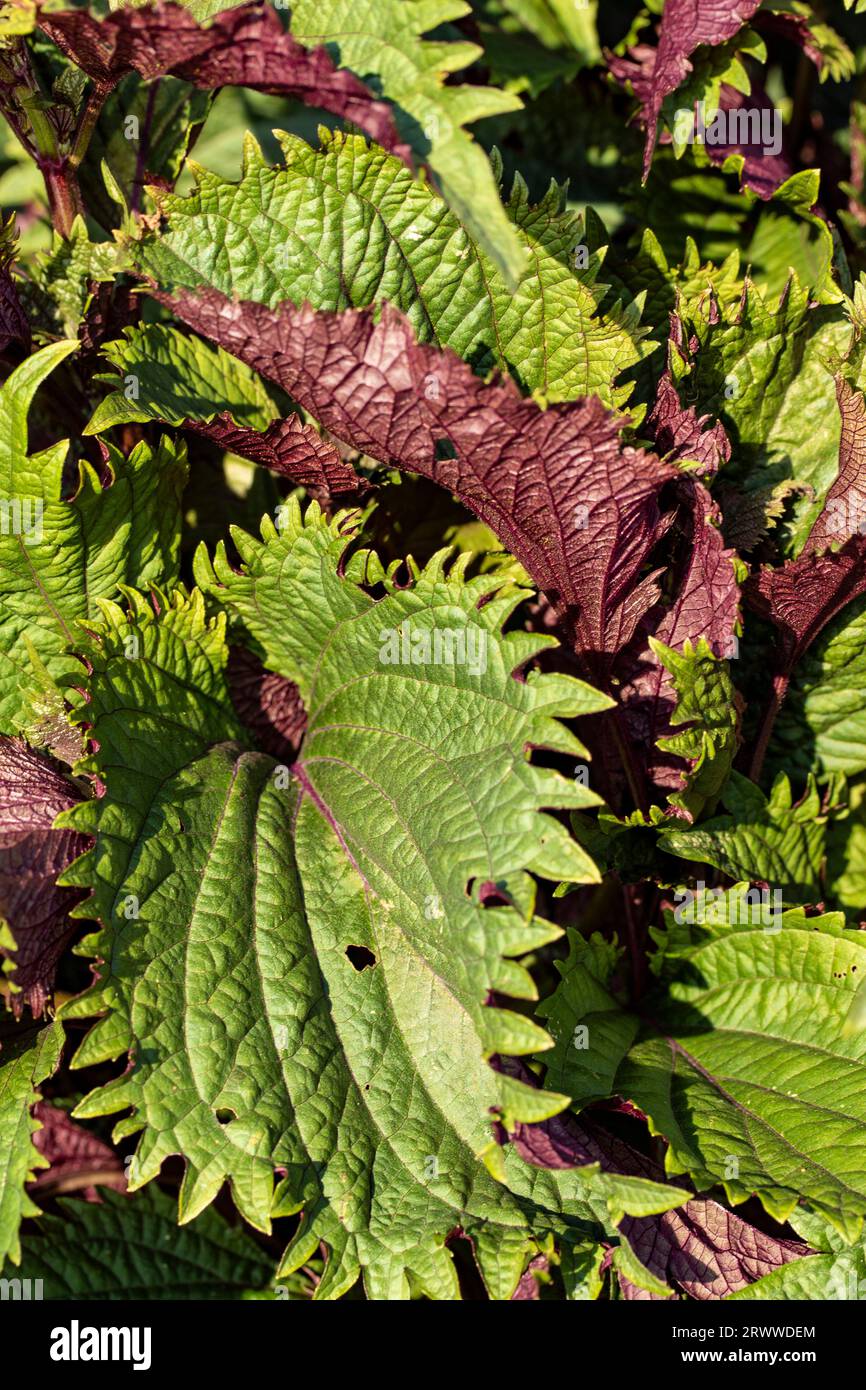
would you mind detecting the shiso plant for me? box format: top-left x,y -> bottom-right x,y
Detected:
0,0 -> 866,1303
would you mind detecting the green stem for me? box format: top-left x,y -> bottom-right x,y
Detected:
13,84 -> 57,159
68,80 -> 112,170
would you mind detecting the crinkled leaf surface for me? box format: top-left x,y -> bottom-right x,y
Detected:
651,638 -> 740,820
15,1187 -> 277,1299
85,323 -> 363,501
672,278 -> 852,555
39,2 -> 403,157
618,1199 -> 808,1301
543,903 -> 866,1238
136,131 -> 646,408
660,770 -> 827,901
608,0 -> 762,179
618,478 -> 740,801
88,322 -> 280,433
144,294 -> 674,690
0,738 -> 89,1016
745,380 -> 866,776
768,594 -> 866,780
498,1048 -> 805,1299
287,0 -> 526,285
59,504 -> 682,1299
645,372 -> 732,472
727,1212 -> 864,1300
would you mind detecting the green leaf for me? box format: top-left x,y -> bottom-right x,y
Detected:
827,781 -> 866,915
0,1018 -> 63,1270
15,1187 -> 284,1299
608,230 -> 745,348
610,1237 -> 673,1297
762,3 -> 855,83
660,770 -> 827,902
0,341 -> 188,735
627,162 -> 841,311
58,502 -> 687,1299
537,934 -> 639,1107
24,218 -> 126,338
660,29 -> 765,162
288,0 -> 526,286
545,899 -> 866,1238
474,0 -> 601,81
136,129 -> 646,409
78,75 -> 212,231
769,596 -> 866,780
86,323 -> 282,435
559,1239 -> 606,1300
726,1250 -> 863,1299
673,276 -> 853,554
651,637 -> 739,820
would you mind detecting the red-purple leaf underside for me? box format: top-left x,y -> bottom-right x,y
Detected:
30,1101 -> 127,1199
746,378 -> 866,671
226,645 -> 307,762
620,475 -> 739,792
39,2 -> 406,160
501,1060 -> 807,1299
153,290 -> 677,689
184,412 -> 366,503
0,739 -> 89,1017
607,0 -> 763,180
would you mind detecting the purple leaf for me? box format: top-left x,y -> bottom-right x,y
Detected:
226,645 -> 307,762
752,9 -> 827,72
618,1201 -> 809,1301
30,1102 -> 126,1200
0,218 -> 30,356
619,475 -> 739,798
152,290 -> 678,691
746,378 -> 866,670
39,2 -> 406,160
511,1254 -> 548,1300
705,83 -> 793,201
801,376 -> 866,557
0,739 -> 89,1017
184,412 -> 366,505
646,371 -> 731,474
607,0 -> 763,180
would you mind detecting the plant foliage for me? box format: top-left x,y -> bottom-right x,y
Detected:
0,0 -> 865,1303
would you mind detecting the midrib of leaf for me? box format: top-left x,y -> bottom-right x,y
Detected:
668,1038 -> 854,1195
11,533 -> 78,648
287,783 -> 514,1226
63,518 -> 686,1294
68,669 -> 553,1238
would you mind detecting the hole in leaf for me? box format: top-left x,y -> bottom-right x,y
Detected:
214,1108 -> 236,1125
465,877 -> 510,908
345,944 -> 376,971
